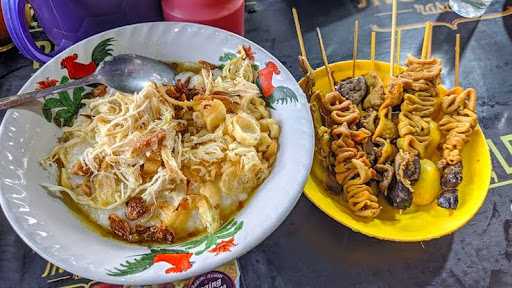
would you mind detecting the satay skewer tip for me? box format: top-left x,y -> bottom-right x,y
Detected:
292,7 -> 313,74
421,21 -> 433,60
316,27 -> 336,92
455,33 -> 461,87
370,31 -> 376,69
352,18 -> 360,78
389,0 -> 398,77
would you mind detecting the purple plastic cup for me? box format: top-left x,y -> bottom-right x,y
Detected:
2,0 -> 163,62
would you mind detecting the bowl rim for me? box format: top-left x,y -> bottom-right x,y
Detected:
300,59 -> 492,242
0,21 -> 314,284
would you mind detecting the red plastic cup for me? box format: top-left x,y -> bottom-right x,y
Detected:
161,0 -> 244,36
0,3 -> 10,45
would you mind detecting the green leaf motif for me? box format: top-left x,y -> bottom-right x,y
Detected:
58,91 -> 73,108
219,52 -> 237,62
216,218 -> 239,234
54,108 -> 74,119
42,108 -> 52,123
72,86 -> 85,106
179,235 -> 208,250
92,37 -> 115,65
57,76 -> 73,108
194,235 -> 217,256
60,75 -> 69,84
149,248 -> 188,255
54,108 -> 74,127
106,253 -> 154,277
176,219 -> 243,256
215,221 -> 243,240
267,86 -> 299,108
41,76 -> 87,127
42,98 -> 64,110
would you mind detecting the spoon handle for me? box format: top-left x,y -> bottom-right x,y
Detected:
0,74 -> 99,110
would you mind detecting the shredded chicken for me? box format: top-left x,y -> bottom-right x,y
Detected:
41,47 -> 279,243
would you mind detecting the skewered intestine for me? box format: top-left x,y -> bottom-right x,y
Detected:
324,91 -> 380,218
397,56 -> 441,157
437,87 -> 477,209
329,113 -> 370,184
310,92 -> 331,164
323,91 -> 361,125
439,88 -> 477,166
398,56 -> 441,85
345,158 -> 381,218
397,91 -> 436,157
385,56 -> 441,208
330,123 -> 380,217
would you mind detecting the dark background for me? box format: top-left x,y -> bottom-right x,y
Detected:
1,0 -> 512,287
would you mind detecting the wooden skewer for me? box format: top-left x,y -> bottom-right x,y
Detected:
316,27 -> 335,92
394,28 -> 401,76
455,33 -> 461,87
427,23 -> 433,59
370,31 -> 376,69
352,18 -> 360,78
421,22 -> 433,60
292,7 -> 313,74
421,22 -> 429,59
389,0 -> 398,77
292,7 -> 308,60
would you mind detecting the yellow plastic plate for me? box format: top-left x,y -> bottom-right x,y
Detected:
301,60 -> 491,242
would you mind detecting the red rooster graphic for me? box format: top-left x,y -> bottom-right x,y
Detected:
258,61 -> 281,97
256,60 -> 298,108
60,38 -> 114,79
153,253 -> 193,274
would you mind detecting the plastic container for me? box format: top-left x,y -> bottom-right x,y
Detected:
162,0 -> 244,35
0,3 -> 10,46
1,0 -> 163,62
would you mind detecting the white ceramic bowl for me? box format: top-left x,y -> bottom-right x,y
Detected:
0,22 -> 313,285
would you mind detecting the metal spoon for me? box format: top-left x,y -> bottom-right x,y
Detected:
0,54 -> 176,110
